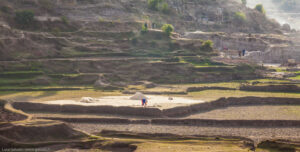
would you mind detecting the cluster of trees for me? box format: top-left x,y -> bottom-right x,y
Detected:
201,40 -> 214,51
255,4 -> 266,14
240,0 -> 266,15
161,24 -> 174,36
147,0 -> 169,13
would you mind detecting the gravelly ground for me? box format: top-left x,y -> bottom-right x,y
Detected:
186,105 -> 300,120
69,123 -> 300,143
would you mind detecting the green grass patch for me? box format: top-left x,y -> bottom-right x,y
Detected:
180,56 -> 226,67
289,75 -> 300,80
0,71 -> 44,78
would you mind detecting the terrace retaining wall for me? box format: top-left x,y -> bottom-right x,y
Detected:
12,97 -> 300,118
39,117 -> 300,127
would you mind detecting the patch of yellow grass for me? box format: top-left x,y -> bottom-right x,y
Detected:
134,139 -> 249,152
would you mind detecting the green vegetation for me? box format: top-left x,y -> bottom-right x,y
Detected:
255,4 -> 266,14
141,23 -> 148,34
234,12 -> 246,24
181,57 -> 225,67
289,75 -> 300,80
161,24 -> 174,36
160,2 -> 169,14
15,10 -> 35,28
147,0 -> 169,13
61,16 -> 68,24
201,40 -> 214,51
0,71 -> 43,78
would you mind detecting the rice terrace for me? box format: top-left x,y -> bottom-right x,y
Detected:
1,0 -> 300,151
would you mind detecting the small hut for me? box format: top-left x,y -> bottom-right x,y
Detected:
130,92 -> 148,100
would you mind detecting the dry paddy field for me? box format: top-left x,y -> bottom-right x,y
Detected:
186,105 -> 300,120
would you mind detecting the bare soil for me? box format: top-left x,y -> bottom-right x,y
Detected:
44,95 -> 204,109
186,105 -> 300,120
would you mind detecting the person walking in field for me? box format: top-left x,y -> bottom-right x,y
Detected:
142,98 -> 148,107
238,50 -> 242,57
242,49 -> 246,56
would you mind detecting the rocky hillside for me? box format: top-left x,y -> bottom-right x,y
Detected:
0,0 -> 280,88
1,0 -> 283,32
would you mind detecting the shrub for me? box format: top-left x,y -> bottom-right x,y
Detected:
15,10 -> 35,28
141,23 -> 148,34
61,16 -> 68,24
159,2 -> 169,14
255,4 -> 266,14
234,12 -> 246,23
201,40 -> 214,51
161,24 -> 174,36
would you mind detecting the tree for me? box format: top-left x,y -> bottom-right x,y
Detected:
201,40 -> 214,51
147,0 -> 169,13
255,4 -> 266,14
234,12 -> 246,24
161,24 -> 174,36
241,0 -> 247,5
147,0 -> 162,10
141,23 -> 148,34
15,10 -> 35,28
160,2 -> 169,14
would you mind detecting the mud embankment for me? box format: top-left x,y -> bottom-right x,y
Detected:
40,117 -> 300,128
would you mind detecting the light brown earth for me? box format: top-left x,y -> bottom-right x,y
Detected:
43,95 -> 204,109
186,105 -> 300,120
